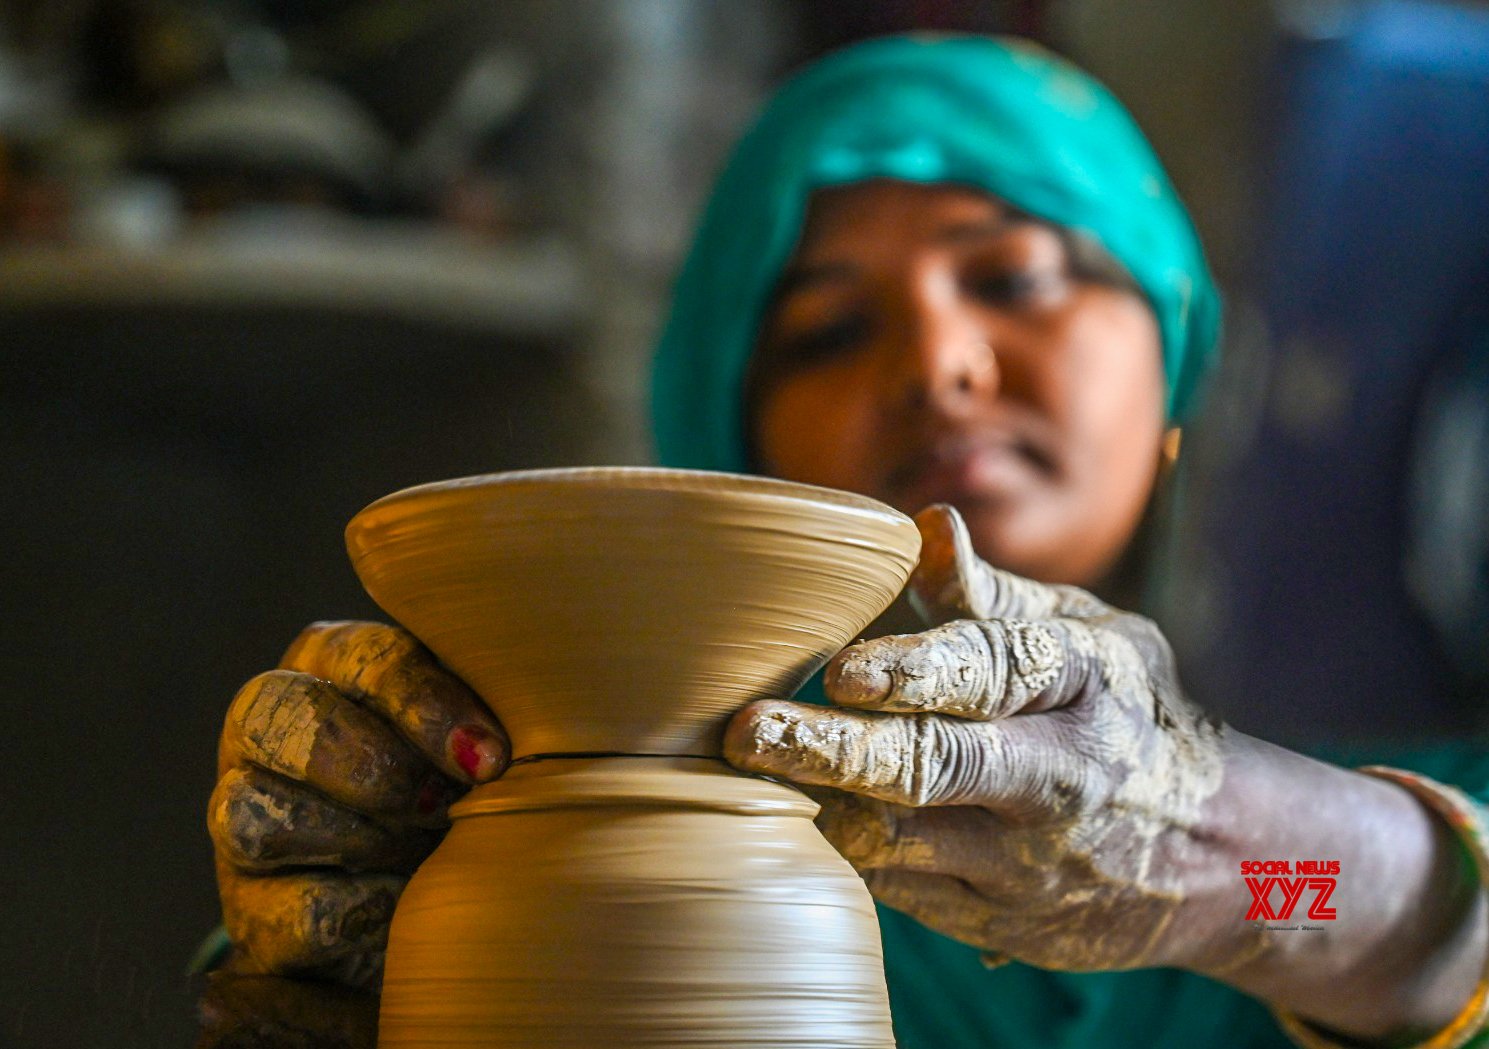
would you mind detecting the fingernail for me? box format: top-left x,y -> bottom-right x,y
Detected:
725,703 -> 805,767
826,650 -> 893,706
724,704 -> 867,789
748,707 -> 805,752
449,725 -> 503,782
736,703 -> 840,761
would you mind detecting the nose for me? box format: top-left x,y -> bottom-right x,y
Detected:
883,267 -> 999,412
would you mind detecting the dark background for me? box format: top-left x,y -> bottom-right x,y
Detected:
2,2 -> 1485,1046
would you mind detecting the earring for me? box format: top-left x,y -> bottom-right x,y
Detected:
1161,427 -> 1182,470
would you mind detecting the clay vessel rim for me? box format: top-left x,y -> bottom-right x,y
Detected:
346,466 -> 915,532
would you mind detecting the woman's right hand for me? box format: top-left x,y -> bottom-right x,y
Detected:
198,621 -> 508,1048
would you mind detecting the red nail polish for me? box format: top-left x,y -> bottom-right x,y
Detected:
450,725 -> 495,781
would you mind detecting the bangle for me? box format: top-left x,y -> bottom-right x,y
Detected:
1271,766 -> 1489,1049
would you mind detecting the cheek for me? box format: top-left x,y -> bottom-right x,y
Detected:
981,293 -> 1165,585
1053,295 -> 1167,510
751,365 -> 881,492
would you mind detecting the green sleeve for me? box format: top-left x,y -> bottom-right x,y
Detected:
880,907 -> 1291,1049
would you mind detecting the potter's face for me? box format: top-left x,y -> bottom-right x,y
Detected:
749,181 -> 1166,587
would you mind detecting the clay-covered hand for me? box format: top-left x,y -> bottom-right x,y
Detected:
725,504 -> 1227,973
200,621 -> 508,1047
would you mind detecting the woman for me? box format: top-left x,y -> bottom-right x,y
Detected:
200,36 -> 1489,1049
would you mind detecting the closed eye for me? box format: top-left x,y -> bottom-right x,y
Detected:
965,268 -> 1065,307
768,313 -> 873,367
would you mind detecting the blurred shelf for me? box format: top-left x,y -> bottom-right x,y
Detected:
0,219 -> 588,339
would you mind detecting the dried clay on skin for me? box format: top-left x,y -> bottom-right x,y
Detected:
737,587 -> 1226,972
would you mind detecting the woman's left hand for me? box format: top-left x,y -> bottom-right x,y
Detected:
726,503 -> 1241,973
728,504 -> 1489,1042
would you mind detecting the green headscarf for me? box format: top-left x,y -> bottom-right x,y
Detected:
650,34 -> 1220,472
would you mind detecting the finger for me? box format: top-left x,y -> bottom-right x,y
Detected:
908,505 -> 1108,623
726,699 -> 1087,811
221,669 -> 461,827
865,869 -> 1153,972
861,868 -> 1002,952
196,962 -> 378,1049
810,790 -> 911,868
813,790 -> 1007,877
282,621 -> 508,785
825,618 -> 1098,720
218,863 -> 403,986
210,766 -> 440,874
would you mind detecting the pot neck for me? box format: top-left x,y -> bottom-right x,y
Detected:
450,756 -> 819,820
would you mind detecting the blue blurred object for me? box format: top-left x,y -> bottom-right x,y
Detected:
1187,0 -> 1489,745
1408,324 -> 1489,690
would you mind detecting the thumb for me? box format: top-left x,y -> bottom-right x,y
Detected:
908,505 -> 1108,623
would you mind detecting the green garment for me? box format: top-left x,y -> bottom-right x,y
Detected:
651,34 -> 1220,476
648,34 -> 1489,1049
754,683 -> 1489,1049
877,740 -> 1489,1049
785,669 -> 1285,1049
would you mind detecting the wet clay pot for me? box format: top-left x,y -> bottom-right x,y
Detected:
345,467 -> 921,1048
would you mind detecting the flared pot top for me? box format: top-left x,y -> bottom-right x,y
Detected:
345,467 -> 920,758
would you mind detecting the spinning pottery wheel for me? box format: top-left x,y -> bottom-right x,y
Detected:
346,467 -> 920,1048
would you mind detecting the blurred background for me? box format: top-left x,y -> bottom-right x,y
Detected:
1,1 -> 1485,1045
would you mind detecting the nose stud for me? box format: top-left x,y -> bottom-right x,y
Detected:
902,339 -> 997,406
959,341 -> 996,388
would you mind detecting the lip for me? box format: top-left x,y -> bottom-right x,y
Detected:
887,432 -> 1054,510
